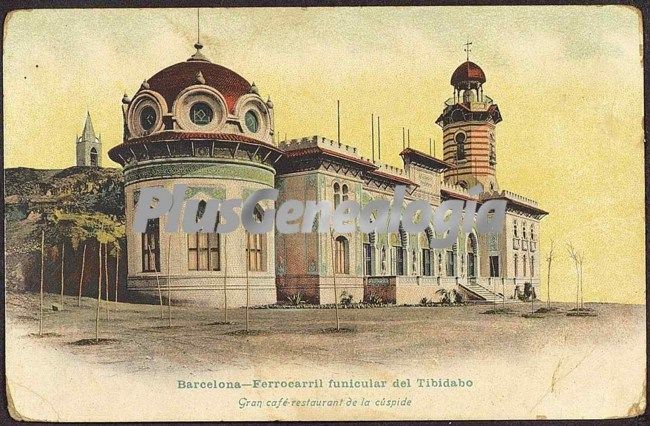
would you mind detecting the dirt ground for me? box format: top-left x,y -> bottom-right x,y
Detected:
5,291 -> 644,374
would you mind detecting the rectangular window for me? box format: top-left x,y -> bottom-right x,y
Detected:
489,255 -> 500,277
422,248 -> 432,276
394,247 -> 405,276
446,250 -> 456,277
335,237 -> 349,274
247,233 -> 264,272
363,243 -> 374,276
142,218 -> 160,272
188,232 -> 220,271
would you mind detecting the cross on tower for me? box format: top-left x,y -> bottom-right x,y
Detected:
463,40 -> 472,62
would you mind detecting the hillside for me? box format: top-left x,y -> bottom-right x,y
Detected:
5,166 -> 126,293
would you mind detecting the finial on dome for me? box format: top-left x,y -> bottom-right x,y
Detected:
188,8 -> 210,62
195,71 -> 206,84
140,79 -> 150,90
266,96 -> 274,109
122,93 -> 131,104
250,82 -> 259,95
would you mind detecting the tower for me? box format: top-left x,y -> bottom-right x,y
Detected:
76,112 -> 102,167
436,60 -> 502,192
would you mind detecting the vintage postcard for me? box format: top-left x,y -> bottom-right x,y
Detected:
3,5 -> 646,422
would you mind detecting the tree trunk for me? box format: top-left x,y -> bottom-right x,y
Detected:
330,232 -> 340,331
245,245 -> 250,332
60,243 -> 65,308
167,234 -> 172,327
104,243 -> 110,320
39,230 -> 45,336
77,244 -> 87,307
579,263 -> 584,309
149,242 -> 164,319
545,259 -> 549,308
95,242 -> 102,342
223,234 -> 228,323
114,251 -> 119,305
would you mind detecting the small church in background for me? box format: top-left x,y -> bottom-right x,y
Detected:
76,112 -> 102,167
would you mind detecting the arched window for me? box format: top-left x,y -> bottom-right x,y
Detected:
523,254 -> 527,277
142,218 -> 160,272
421,228 -> 434,276
342,184 -> 349,202
362,232 -> 375,276
514,254 -> 518,277
392,225 -> 407,275
514,220 -> 518,238
446,242 -> 457,277
333,182 -> 341,208
530,224 -> 535,241
489,133 -> 496,166
455,132 -> 466,161
246,205 -> 266,271
467,233 -> 477,278
187,200 -> 220,271
90,147 -> 98,166
334,236 -> 349,274
530,256 -> 535,277
523,222 -> 527,239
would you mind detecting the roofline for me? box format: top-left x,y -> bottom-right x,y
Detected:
399,148 -> 452,171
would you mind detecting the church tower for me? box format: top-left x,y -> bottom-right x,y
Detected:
76,112 -> 102,167
436,57 -> 502,192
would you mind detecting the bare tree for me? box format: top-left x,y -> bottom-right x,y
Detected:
566,243 -> 581,310
78,244 -> 87,307
60,243 -> 65,309
39,230 -> 45,336
223,234 -> 228,323
245,244 -> 250,332
104,243 -> 110,320
113,243 -> 119,305
546,240 -> 555,309
95,242 -> 102,342
167,234 -> 172,327
147,242 -> 164,319
330,231 -> 340,331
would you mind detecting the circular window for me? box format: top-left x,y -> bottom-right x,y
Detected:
245,110 -> 259,133
190,102 -> 213,126
140,106 -> 157,131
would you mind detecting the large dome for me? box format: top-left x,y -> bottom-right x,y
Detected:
450,61 -> 486,86
139,58 -> 252,114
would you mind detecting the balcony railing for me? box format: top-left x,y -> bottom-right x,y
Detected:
444,96 -> 494,108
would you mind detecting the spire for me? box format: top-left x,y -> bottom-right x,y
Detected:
188,8 -> 210,62
463,40 -> 472,62
82,111 -> 96,141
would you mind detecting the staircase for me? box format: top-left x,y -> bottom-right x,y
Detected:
460,280 -> 505,303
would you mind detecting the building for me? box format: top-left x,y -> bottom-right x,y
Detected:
108,42 -> 548,307
76,112 -> 102,167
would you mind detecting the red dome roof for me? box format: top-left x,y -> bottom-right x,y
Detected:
450,61 -> 486,86
142,59 -> 251,114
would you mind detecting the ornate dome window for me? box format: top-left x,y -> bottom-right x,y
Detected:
140,106 -> 157,131
174,85 -> 227,132
244,110 -> 259,133
190,102 -> 214,125
127,91 -> 166,137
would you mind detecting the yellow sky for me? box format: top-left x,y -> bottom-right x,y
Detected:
3,6 -> 645,303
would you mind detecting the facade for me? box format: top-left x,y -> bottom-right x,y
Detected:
76,112 -> 102,167
108,43 -> 548,307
